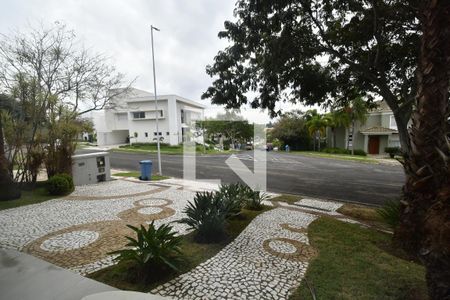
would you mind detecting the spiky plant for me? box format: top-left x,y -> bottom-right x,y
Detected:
178,191 -> 227,242
110,222 -> 183,280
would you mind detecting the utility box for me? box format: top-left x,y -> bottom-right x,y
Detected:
72,152 -> 111,186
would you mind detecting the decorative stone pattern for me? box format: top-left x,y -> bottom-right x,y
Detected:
267,240 -> 297,254
0,179 -> 197,275
151,208 -> 317,300
294,198 -> 343,212
40,231 -> 99,252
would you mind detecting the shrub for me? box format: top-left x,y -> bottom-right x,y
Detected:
353,149 -> 367,156
56,173 -> 74,191
216,183 -> 245,217
178,191 -> 227,243
385,147 -> 401,158
239,185 -> 269,210
322,147 -> 366,156
46,174 -> 73,195
377,200 -> 401,229
110,222 -> 183,280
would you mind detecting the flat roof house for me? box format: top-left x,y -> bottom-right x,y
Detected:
327,100 -> 401,155
93,88 -> 205,146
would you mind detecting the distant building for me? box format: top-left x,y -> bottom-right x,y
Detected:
93,88 -> 205,146
327,100 -> 401,154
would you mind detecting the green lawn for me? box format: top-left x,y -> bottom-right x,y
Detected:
114,143 -> 238,155
112,171 -> 169,181
88,206 -> 272,292
291,151 -> 378,164
271,194 -> 303,204
291,217 -> 427,300
0,186 -> 61,211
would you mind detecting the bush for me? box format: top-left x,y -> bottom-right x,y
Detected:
377,200 -> 401,229
239,185 -> 269,210
353,149 -> 367,156
178,191 -> 228,243
57,173 -> 74,191
385,147 -> 401,158
322,147 -> 351,155
216,183 -> 245,217
110,222 -> 183,280
46,174 -> 73,195
321,148 -> 366,156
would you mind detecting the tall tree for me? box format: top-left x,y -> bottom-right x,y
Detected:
395,1 -> 450,298
271,110 -> 311,150
345,97 -> 369,155
305,110 -> 327,151
324,110 -> 351,148
0,23 -> 131,181
0,94 -> 20,200
202,0 -> 419,155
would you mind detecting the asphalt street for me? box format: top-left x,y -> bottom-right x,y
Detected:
91,150 -> 405,206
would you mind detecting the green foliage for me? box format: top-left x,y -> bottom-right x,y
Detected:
46,174 -> 74,195
385,147 -> 401,158
178,191 -> 228,243
197,119 -> 253,145
217,183 -> 245,217
240,186 -> 268,211
110,222 -> 183,277
377,200 -> 401,229
56,173 -> 74,191
270,111 -> 312,150
321,148 -> 366,156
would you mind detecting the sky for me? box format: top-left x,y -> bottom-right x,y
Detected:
0,0 -> 316,123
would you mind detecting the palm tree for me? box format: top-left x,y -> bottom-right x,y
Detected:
324,110 -> 351,148
394,1 -> 450,299
345,97 -> 368,155
305,110 -> 327,151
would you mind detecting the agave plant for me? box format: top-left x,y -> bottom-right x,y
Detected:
236,184 -> 269,210
217,183 -> 245,217
178,191 -> 227,242
110,222 -> 183,276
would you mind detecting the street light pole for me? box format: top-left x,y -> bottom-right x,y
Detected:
151,25 -> 162,175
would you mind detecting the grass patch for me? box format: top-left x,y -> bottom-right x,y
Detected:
292,151 -> 378,164
88,206 -> 272,292
112,172 -> 169,181
291,217 -> 427,300
271,194 -> 303,204
337,203 -> 391,230
0,185 -> 61,211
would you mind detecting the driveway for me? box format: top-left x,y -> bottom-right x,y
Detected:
95,150 -> 405,206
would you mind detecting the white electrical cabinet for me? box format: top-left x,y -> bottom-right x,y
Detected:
72,152 -> 111,186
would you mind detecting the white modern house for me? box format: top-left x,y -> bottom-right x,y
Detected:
93,88 -> 205,146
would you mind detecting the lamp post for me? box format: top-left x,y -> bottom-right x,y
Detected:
151,25 -> 162,175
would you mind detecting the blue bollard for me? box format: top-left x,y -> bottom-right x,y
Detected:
139,160 -> 153,181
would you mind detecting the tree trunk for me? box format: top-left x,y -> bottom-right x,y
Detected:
351,121 -> 355,155
394,1 -> 450,299
332,128 -> 336,148
317,130 -> 321,152
0,116 -> 21,201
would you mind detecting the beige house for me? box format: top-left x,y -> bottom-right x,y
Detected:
327,101 -> 401,154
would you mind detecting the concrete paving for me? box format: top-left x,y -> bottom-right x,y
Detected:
0,249 -> 116,300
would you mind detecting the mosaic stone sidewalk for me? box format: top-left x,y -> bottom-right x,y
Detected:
151,208 -> 318,300
0,180 -> 197,275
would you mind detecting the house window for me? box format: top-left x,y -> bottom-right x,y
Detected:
133,111 -> 145,119
389,115 -> 397,130
166,132 -> 170,136
181,109 -> 185,123
145,132 -> 148,137
154,132 -> 158,136
160,110 -> 164,117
